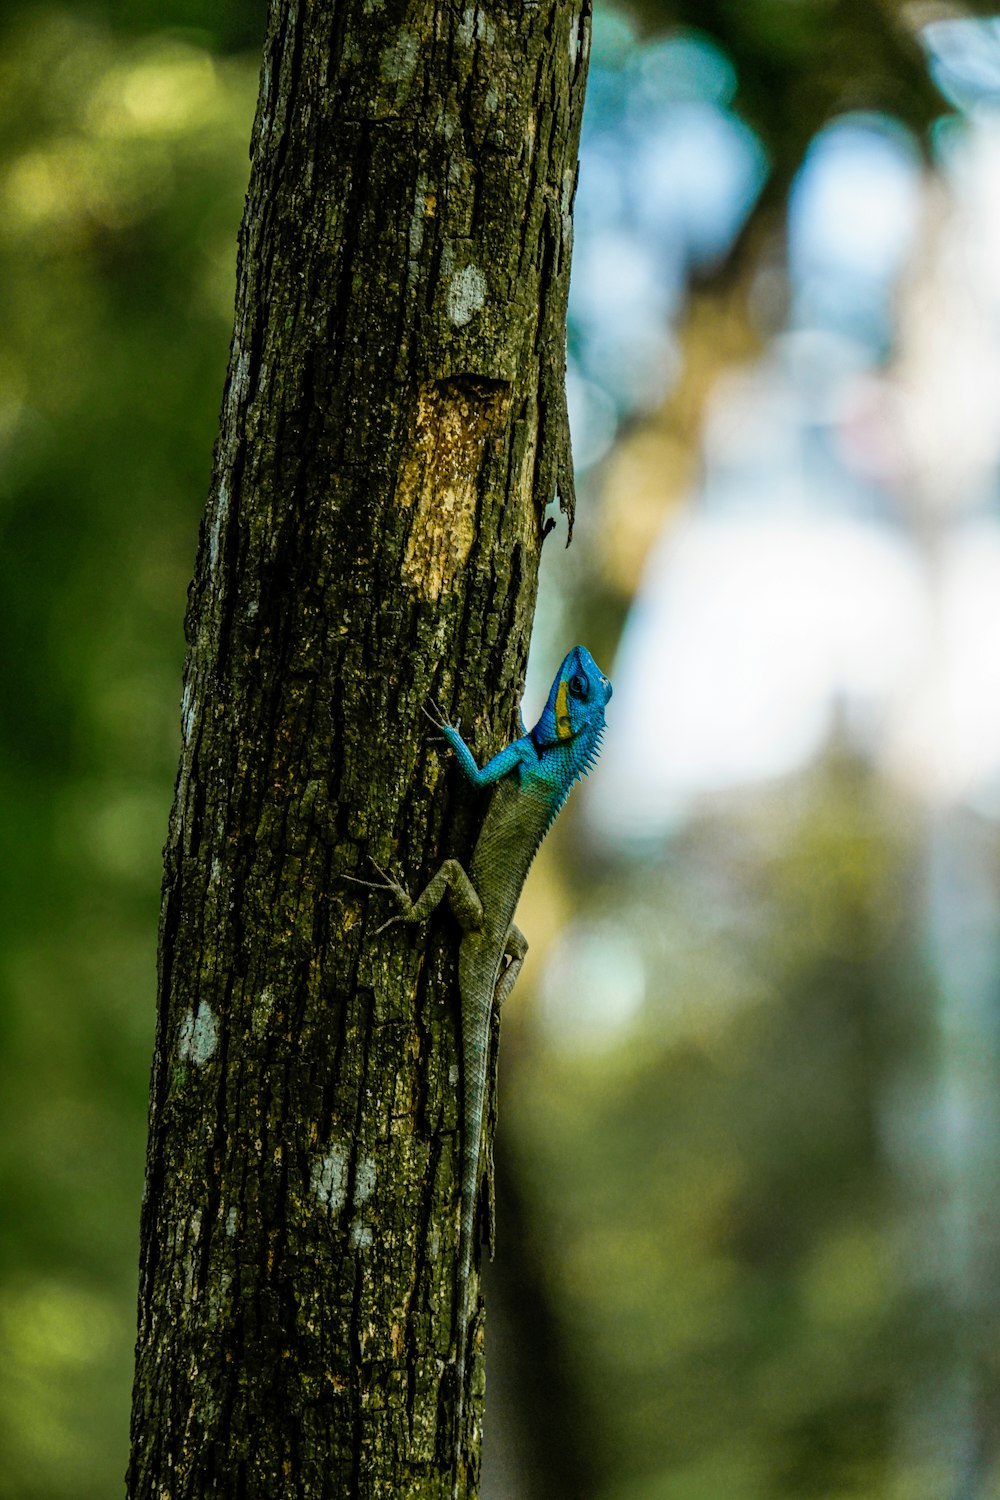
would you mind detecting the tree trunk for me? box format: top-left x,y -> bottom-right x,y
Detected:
127,2 -> 591,1497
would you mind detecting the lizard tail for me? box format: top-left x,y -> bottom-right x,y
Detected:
453,987 -> 492,1499
452,1208 -> 473,1500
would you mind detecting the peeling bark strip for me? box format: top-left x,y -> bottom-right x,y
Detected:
128,4 -> 591,1500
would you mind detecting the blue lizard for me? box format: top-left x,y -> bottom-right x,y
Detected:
362,645 -> 611,1496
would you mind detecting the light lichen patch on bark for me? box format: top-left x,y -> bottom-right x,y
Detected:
312,1143 -> 350,1215
446,264 -> 487,327
399,378 -> 510,599
177,1005 -> 218,1067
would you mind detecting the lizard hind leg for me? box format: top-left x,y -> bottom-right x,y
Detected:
371,857 -> 484,938
493,924 -> 528,1011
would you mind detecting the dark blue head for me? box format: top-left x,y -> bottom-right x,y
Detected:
530,646 -> 612,783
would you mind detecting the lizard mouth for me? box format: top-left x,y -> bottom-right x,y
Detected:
531,717 -> 602,752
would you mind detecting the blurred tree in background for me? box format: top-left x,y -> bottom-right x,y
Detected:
4,1 -> 1000,1498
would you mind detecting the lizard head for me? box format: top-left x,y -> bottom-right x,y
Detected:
530,646 -> 612,773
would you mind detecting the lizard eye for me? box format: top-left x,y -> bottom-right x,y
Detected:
568,673 -> 588,699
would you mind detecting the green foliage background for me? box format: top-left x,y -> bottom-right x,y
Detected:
0,13 -> 257,1493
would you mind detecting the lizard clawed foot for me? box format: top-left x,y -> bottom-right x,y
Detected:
343,860 -> 412,934
341,858 -> 397,887
423,698 -> 458,737
374,909 -> 406,937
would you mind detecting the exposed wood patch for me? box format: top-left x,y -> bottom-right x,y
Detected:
398,378 -> 511,599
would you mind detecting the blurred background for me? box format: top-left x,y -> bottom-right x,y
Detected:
4,1 -> 1000,1497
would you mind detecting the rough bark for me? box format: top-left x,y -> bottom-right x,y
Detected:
127,2 -> 591,1497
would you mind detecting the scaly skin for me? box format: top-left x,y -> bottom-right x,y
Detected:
369,645 -> 611,1497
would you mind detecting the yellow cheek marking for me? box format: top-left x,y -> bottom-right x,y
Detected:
555,678 -> 572,738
